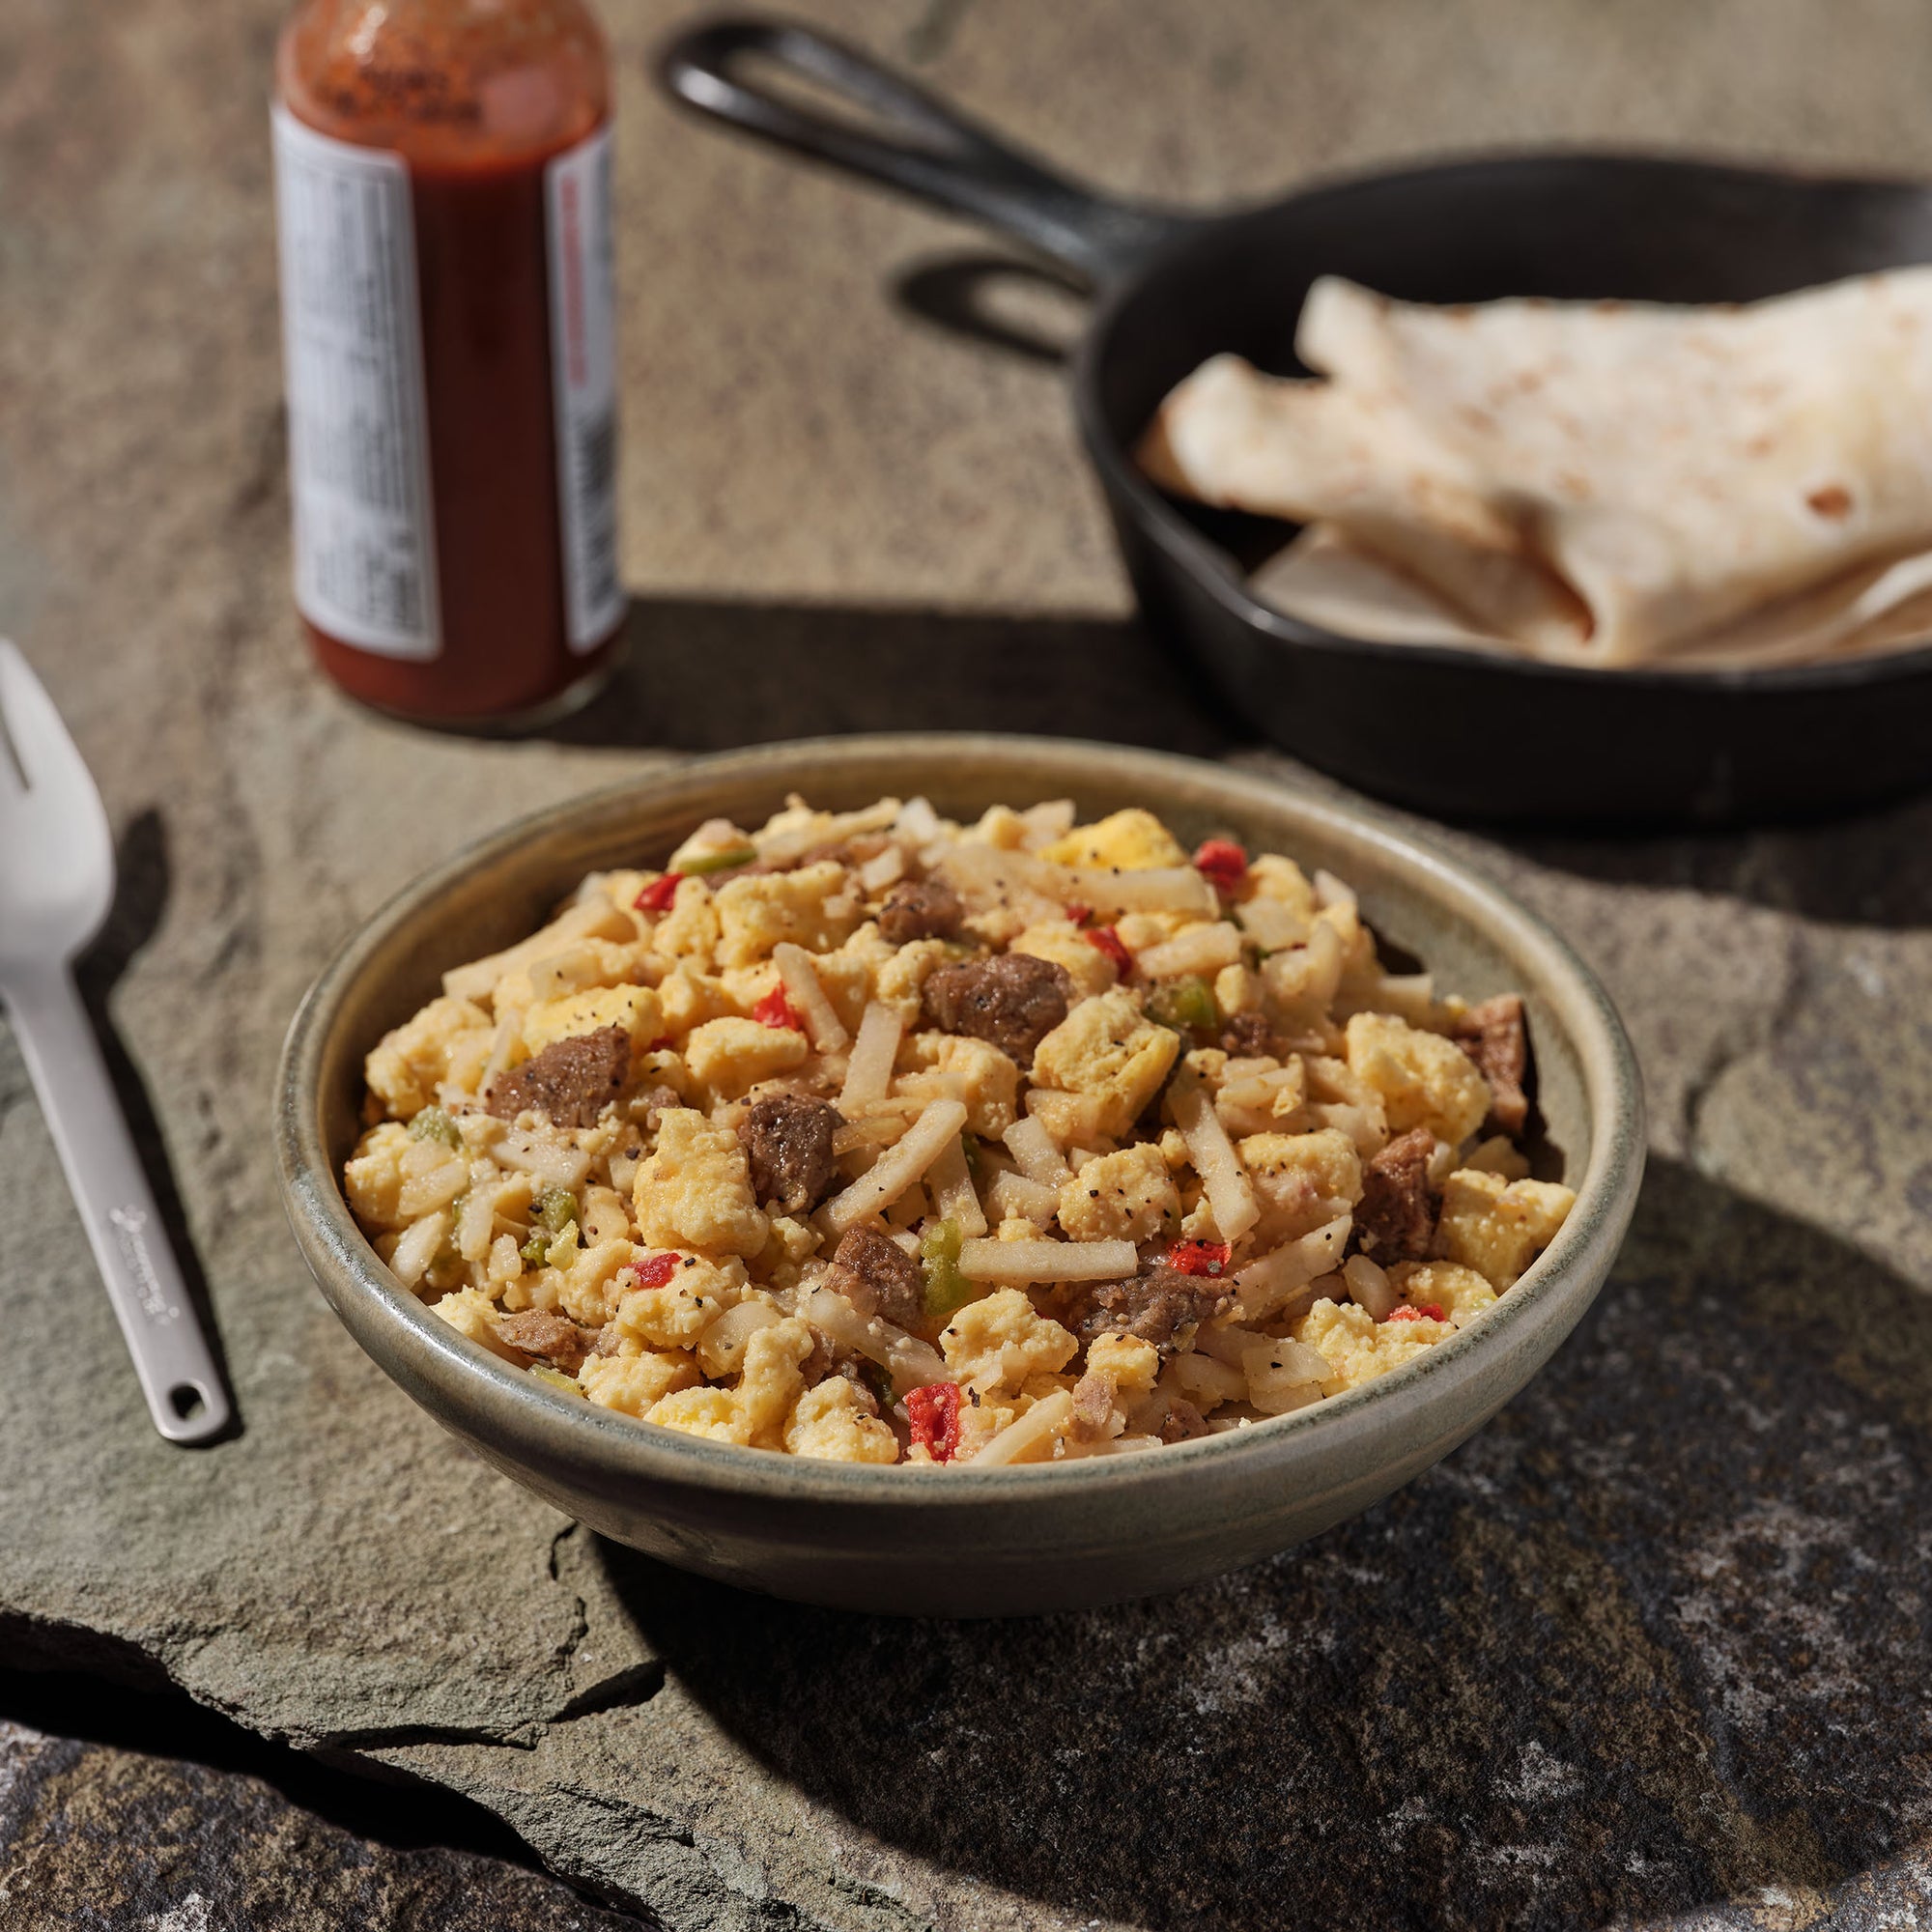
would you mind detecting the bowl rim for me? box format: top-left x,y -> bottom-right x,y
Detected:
1070,147 -> 1932,695
274,732 -> 1644,1507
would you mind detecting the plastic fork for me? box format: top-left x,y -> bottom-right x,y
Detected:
0,640 -> 230,1443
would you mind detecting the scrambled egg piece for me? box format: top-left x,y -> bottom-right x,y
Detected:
1388,1259 -> 1497,1323
654,966 -> 732,1040
1316,894 -> 1377,980
714,862 -> 857,969
1040,808 -> 1187,870
1293,1296 -> 1450,1393
580,1349 -> 701,1415
805,939 -> 878,1034
613,1253 -> 747,1349
496,937 -> 649,1015
1032,989 -> 1180,1138
554,1237 -> 647,1326
1303,1053 -> 1386,1119
523,983 -> 663,1056
652,878 -> 722,960
952,1393 -> 1019,1461
430,1286 -> 525,1361
536,933 -> 643,990
345,1122 -> 412,1226
1433,1168 -> 1576,1289
756,1213 -> 823,1279
1237,1127 -> 1363,1239
365,995 -> 494,1117
1058,1143 -> 1181,1244
682,1015 -> 810,1100
1010,922 -> 1118,1000
1086,1330 -> 1160,1396
1464,1134 -> 1531,1180
899,1030 -> 1018,1137
1213,962 -> 1264,1022
1246,853 -> 1318,917
1114,912 -> 1191,951
1344,1010 -> 1492,1146
644,1385 -> 751,1444
1021,1088 -> 1111,1150
733,1317 -> 815,1442
633,1109 -> 768,1259
871,935 -> 952,1025
970,804 -> 1033,850
784,1378 -> 899,1463
941,1288 -> 1078,1395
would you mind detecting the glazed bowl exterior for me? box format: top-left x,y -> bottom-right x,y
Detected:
274,735 -> 1644,1615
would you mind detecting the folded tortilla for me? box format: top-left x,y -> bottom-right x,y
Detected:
1138,272 -> 1932,668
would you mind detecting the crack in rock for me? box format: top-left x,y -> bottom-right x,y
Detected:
1683,923 -> 1808,1168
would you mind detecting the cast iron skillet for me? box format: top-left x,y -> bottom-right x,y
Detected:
662,16 -> 1932,828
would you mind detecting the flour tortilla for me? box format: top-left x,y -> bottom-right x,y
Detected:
1251,524 -> 1932,671
1138,272 -> 1932,668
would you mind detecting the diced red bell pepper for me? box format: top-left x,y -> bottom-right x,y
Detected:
1085,924 -> 1133,977
644,1035 -> 674,1053
1166,1238 -> 1232,1277
1193,838 -> 1249,893
1386,1302 -> 1448,1324
635,871 -> 684,913
752,985 -> 807,1032
628,1252 -> 679,1290
906,1382 -> 962,1463
1064,901 -> 1093,928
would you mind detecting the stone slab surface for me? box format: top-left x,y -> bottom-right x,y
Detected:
5,1 -> 1932,1926
0,1669 -> 643,1930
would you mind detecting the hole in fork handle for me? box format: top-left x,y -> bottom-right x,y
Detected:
168,1383 -> 208,1424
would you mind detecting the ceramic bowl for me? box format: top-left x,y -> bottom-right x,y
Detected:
274,735 -> 1643,1615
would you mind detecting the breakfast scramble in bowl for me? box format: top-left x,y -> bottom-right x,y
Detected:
343,796 -> 1575,1467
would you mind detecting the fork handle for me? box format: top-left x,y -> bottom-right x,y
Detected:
3,963 -> 232,1444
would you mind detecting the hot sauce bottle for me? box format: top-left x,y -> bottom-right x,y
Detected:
272,0 -> 623,726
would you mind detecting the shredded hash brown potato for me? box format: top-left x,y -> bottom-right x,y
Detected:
345,797 -> 1574,1465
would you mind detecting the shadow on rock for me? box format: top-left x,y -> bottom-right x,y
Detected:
600,1158 -> 1932,1930
0,1664 -> 556,1881
540,596 -> 1236,758
1505,785 -> 1932,930
893,250 -> 1087,367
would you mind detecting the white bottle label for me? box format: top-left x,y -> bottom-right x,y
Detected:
545,126 -> 623,653
271,106 -> 440,659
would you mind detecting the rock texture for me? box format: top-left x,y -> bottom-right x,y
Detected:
0,1671 -> 641,1929
5,0 -> 1932,1925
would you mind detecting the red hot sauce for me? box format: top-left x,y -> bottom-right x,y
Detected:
273,0 -> 622,725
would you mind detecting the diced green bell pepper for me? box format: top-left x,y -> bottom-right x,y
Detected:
534,1187 -> 579,1234
673,840 -> 758,876
410,1105 -> 461,1149
1147,975 -> 1219,1034
921,1218 -> 973,1322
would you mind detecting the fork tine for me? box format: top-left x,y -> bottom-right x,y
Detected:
0,639 -> 88,801
0,642 -> 31,799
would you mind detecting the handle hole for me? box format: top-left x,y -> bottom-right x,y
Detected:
748,54 -> 932,145
168,1383 -> 208,1423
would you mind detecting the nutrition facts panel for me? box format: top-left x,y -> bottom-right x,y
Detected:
271,106 -> 440,660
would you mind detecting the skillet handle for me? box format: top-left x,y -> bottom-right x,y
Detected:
659,15 -> 1195,286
